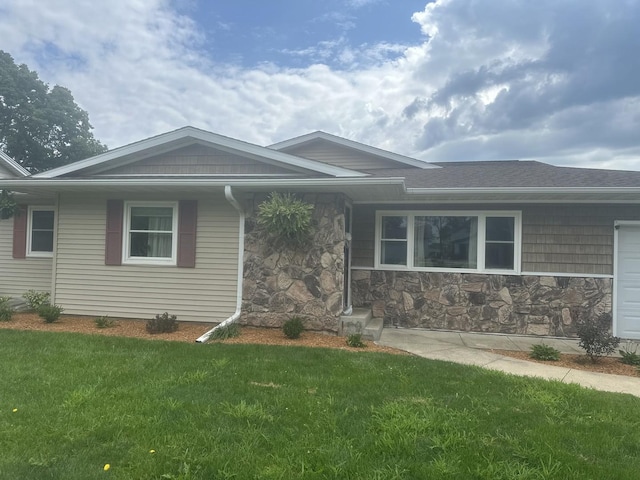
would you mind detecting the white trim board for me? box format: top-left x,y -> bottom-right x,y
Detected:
351,266 -> 614,279
34,127 -> 367,179
269,131 -> 437,170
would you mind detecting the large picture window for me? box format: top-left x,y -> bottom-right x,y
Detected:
27,207 -> 55,257
123,202 -> 178,265
376,211 -> 520,273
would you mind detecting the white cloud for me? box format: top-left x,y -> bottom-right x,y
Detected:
0,0 -> 639,171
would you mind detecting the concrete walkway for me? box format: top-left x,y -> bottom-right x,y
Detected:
377,328 -> 640,397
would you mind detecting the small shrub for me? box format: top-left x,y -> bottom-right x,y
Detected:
38,304 -> 64,323
23,290 -> 51,311
94,315 -> 116,329
209,323 -> 241,340
576,312 -> 620,363
346,333 -> 366,348
146,312 -> 178,334
529,344 -> 560,361
619,341 -> 640,366
283,317 -> 304,339
0,296 -> 14,322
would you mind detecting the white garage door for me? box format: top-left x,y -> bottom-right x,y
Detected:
616,224 -> 640,339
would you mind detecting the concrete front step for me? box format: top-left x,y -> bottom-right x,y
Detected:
362,317 -> 384,341
339,308 -> 383,341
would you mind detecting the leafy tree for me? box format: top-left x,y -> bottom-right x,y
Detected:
0,50 -> 107,173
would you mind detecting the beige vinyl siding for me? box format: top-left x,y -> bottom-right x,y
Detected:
352,204 -> 640,275
283,141 -> 413,170
53,192 -> 239,322
98,144 -> 298,176
0,216 -> 53,297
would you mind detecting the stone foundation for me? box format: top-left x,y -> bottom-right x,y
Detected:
351,270 -> 611,337
241,193 -> 346,332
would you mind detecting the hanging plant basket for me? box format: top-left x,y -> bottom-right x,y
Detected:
257,192 -> 314,246
0,190 -> 19,219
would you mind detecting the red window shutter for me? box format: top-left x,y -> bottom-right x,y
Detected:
12,205 -> 28,259
177,200 -> 197,268
105,200 -> 123,266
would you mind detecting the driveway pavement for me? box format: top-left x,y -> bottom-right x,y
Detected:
377,328 -> 640,397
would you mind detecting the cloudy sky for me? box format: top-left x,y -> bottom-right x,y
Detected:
2,0 -> 640,170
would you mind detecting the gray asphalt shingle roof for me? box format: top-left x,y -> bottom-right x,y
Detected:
364,160 -> 640,188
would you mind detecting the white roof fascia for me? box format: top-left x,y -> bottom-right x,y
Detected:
269,131 -> 439,170
0,177 -> 406,189
405,187 -> 640,195
34,126 -> 367,179
0,150 -> 29,177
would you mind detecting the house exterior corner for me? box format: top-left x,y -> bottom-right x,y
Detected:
240,192 -> 347,332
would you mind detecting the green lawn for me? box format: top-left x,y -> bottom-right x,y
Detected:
1,330 -> 639,479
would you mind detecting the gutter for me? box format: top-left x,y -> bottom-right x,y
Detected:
196,185 -> 245,343
405,186 -> 640,195
0,177 -> 406,188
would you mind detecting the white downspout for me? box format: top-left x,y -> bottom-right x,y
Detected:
196,185 -> 245,343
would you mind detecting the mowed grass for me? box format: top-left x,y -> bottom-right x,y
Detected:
1,331 -> 640,479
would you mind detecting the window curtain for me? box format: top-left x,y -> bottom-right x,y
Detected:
145,214 -> 172,257
414,216 -> 426,267
468,217 -> 478,268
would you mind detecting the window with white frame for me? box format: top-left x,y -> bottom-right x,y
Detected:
27,207 -> 55,257
375,211 -> 520,273
123,202 -> 178,265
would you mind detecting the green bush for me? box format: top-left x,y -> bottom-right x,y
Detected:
94,315 -> 116,329
0,296 -> 14,322
210,323 -> 241,340
146,312 -> 179,334
576,313 -> 620,363
23,290 -> 51,311
257,192 -> 313,245
283,317 -> 304,339
529,344 -> 560,361
37,304 -> 63,323
619,341 -> 640,366
346,333 -> 366,348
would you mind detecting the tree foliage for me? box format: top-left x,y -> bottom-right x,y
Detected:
0,50 -> 107,173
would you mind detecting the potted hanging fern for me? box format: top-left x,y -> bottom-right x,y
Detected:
257,192 -> 314,246
0,190 -> 19,219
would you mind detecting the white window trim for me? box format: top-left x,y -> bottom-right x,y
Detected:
122,201 -> 178,266
374,210 -> 522,274
27,206 -> 55,258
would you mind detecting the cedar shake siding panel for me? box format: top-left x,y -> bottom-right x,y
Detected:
282,142 -> 411,170
0,214 -> 52,297
351,204 -> 640,275
93,144 -> 303,176
352,205 -> 376,267
520,205 -> 640,275
53,192 -> 239,322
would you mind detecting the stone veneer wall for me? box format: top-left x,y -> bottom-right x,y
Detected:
352,270 -> 611,337
241,193 -> 346,331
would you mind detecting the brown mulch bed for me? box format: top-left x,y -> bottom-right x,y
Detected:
3,314 -> 637,375
0,313 -> 403,355
491,349 -> 640,378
